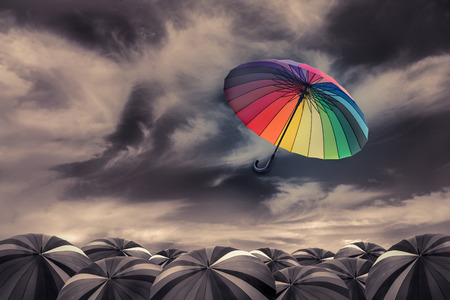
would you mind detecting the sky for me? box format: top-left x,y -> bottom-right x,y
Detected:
1,0 -> 450,255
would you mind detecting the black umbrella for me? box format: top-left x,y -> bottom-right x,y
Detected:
319,257 -> 373,300
148,248 -> 186,268
0,233 -> 91,300
250,248 -> 300,273
366,233 -> 450,300
274,265 -> 350,300
81,237 -> 151,261
292,247 -> 335,265
335,241 -> 386,263
150,246 -> 276,299
57,256 -> 162,299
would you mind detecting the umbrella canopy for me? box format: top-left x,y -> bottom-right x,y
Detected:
82,237 -> 151,261
274,265 -> 350,300
292,247 -> 335,265
250,248 -> 300,273
366,233 -> 450,300
150,246 -> 276,300
319,258 -> 373,300
0,233 -> 92,300
335,241 -> 386,263
57,256 -> 162,300
148,248 -> 186,268
224,59 -> 368,172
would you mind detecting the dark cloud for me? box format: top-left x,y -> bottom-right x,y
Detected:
52,81 -> 279,204
312,0 -> 450,67
106,82 -> 160,151
268,109 -> 450,198
222,0 -> 297,42
53,72 -> 450,211
0,0 -> 167,57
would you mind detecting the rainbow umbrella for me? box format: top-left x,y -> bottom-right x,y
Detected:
0,233 -> 92,300
273,266 -> 350,300
291,247 -> 335,266
224,59 -> 368,172
335,241 -> 386,263
148,248 -> 186,268
150,246 -> 276,299
366,233 -> 450,300
82,237 -> 151,261
319,258 -> 373,300
250,248 -> 300,273
57,256 -> 162,300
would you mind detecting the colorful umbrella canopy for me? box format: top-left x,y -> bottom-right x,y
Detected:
224,59 -> 368,172
150,246 -> 276,300
0,233 -> 92,300
57,256 -> 162,300
273,265 -> 350,300
291,247 -> 335,265
148,248 -> 186,268
366,233 -> 450,300
335,241 -> 386,263
250,248 -> 300,273
319,258 -> 373,300
82,237 -> 151,261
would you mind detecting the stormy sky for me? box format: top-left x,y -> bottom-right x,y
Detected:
1,0 -> 450,254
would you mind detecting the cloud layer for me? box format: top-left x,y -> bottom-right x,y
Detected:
1,0 -> 449,252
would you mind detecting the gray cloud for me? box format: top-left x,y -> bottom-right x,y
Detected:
312,0 -> 450,68
0,0 -> 166,58
1,0 -> 450,254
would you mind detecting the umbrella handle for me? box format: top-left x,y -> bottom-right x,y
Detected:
253,153 -> 276,173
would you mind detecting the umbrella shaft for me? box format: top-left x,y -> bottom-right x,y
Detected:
272,89 -> 307,155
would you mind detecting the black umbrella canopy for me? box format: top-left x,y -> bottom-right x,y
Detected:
150,246 -> 276,300
250,248 -> 300,273
148,248 -> 187,268
57,256 -> 162,300
81,237 -> 151,261
0,233 -> 92,300
366,233 -> 450,300
273,265 -> 350,300
291,247 -> 335,266
334,241 -> 386,263
319,257 -> 373,300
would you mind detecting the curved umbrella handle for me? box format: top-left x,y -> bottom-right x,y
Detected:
253,153 -> 276,173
